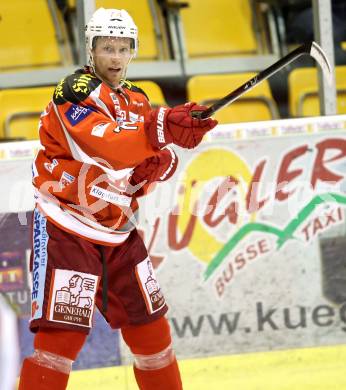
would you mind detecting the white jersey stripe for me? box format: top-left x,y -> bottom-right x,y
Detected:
35,192 -> 131,245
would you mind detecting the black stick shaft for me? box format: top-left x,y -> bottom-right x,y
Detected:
197,42 -> 312,119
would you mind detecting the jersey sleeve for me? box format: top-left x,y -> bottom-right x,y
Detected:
52,72 -> 158,170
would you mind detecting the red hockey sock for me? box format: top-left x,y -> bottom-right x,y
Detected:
18,357 -> 69,390
18,328 -> 87,390
133,357 -> 183,390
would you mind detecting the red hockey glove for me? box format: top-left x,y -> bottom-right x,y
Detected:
145,102 -> 218,149
129,147 -> 178,188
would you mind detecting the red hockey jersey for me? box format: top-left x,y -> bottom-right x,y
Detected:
33,68 -> 166,245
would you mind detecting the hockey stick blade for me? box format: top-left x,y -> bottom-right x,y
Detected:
309,41 -> 333,84
192,41 -> 333,119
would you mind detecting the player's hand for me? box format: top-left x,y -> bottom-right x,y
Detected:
145,102 -> 218,149
129,146 -> 178,187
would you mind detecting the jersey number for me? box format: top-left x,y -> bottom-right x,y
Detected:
114,121 -> 139,133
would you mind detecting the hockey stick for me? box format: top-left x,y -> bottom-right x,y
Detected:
192,41 -> 333,119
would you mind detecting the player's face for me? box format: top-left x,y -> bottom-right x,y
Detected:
92,37 -> 133,87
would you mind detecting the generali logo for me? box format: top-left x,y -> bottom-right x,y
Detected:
47,270 -> 99,327
135,258 -> 165,314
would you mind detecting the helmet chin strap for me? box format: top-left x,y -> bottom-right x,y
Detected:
121,55 -> 134,82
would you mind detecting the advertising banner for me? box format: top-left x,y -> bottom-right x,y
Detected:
129,115 -> 346,361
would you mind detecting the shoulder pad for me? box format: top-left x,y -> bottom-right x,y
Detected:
53,70 -> 102,105
121,79 -> 149,101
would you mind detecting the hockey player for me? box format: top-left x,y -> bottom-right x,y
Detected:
18,8 -> 217,390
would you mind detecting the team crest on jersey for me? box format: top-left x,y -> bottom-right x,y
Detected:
47,269 -> 99,327
135,258 -> 165,314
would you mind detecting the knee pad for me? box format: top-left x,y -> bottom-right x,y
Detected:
30,327 -> 87,374
133,344 -> 175,371
34,327 -> 87,360
121,317 -> 175,370
28,349 -> 73,375
121,317 -> 171,355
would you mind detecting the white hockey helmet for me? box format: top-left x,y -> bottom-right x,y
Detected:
85,8 -> 138,65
